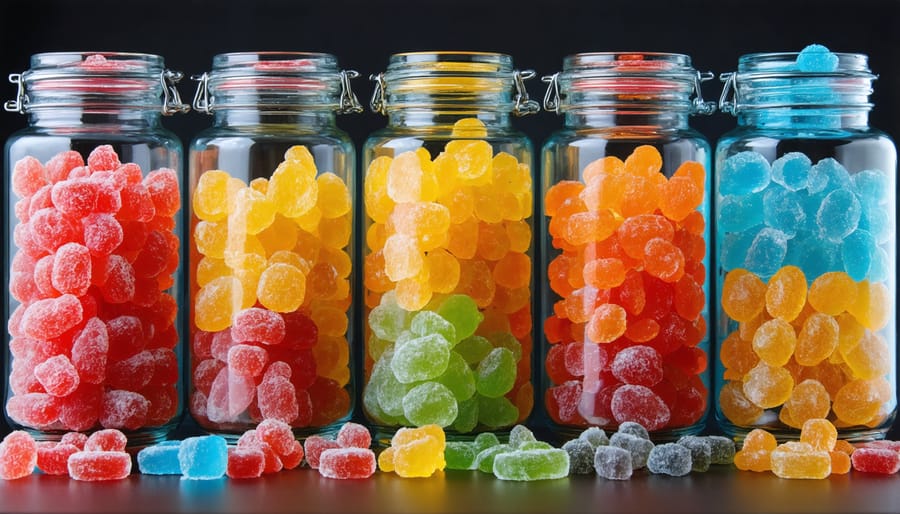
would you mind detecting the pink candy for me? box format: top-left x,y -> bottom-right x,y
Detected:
0,431 -> 38,480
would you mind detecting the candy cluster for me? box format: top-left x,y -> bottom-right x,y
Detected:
8,146 -> 181,433
543,145 -> 708,432
717,146 -> 894,431
363,118 -> 534,431
189,146 -> 352,430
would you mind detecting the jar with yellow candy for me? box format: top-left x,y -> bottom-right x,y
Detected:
362,52 -> 539,442
187,52 -> 362,440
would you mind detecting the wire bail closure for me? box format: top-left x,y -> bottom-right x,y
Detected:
4,73 -> 25,113
513,69 -> 540,116
161,69 -> 190,115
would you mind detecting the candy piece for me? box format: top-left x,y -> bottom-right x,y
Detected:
257,263 -> 306,313
383,425 -> 446,478
617,421 -> 650,441
851,447 -> 900,474
765,265 -> 807,322
609,432 -> 654,469
751,318 -> 796,367
392,334 -> 451,383
771,152 -> 812,191
579,427 -> 609,448
593,445 -> 633,480
734,429 -> 776,472
100,389 -> 150,430
410,311 -> 457,345
226,447 -> 265,479
800,418 -> 837,453
611,385 -> 670,432
0,431 -> 38,480
646,443 -> 692,476
719,151 -> 771,195
231,308 -> 286,345
178,435 -> 228,480
816,189 -> 861,243
796,44 -> 839,72
492,449 -> 569,481
445,442 -> 478,470
85,429 -> 127,452
474,444 -> 512,474
721,269 -> 766,323
743,363 -> 794,409
402,381 -> 458,427
137,441 -> 182,475
318,448 -> 377,479
770,442 -> 831,479
781,380 -> 830,428
562,438 -> 596,475
303,436 -> 341,470
34,354 -> 80,397
475,348 -> 516,398
677,436 -> 712,472
705,436 -> 736,465
256,418 -> 297,456
227,344 -> 268,377
336,422 -> 372,449
832,378 -> 892,426
745,228 -> 788,278
37,442 -> 80,475
611,345 -> 663,387
68,451 -> 132,481
20,294 -> 83,340
586,303 -> 627,343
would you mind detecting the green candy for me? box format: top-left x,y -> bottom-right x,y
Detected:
451,396 -> 479,434
436,295 -> 483,341
368,293 -> 410,341
368,334 -> 393,360
402,381 -> 458,427
478,395 -> 519,428
474,444 -> 512,473
437,352 -> 476,401
410,310 -> 457,344
473,432 -> 501,452
455,335 -> 493,365
475,347 -> 517,398
509,424 -> 537,449
445,442 -> 477,470
487,332 -> 522,361
492,449 -> 570,481
520,441 -> 554,451
391,334 -> 451,383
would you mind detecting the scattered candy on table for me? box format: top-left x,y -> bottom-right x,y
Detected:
8,146 -> 181,436
362,118 -> 534,433
543,145 -> 708,434
189,145 -> 352,432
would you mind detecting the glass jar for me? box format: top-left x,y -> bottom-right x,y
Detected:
714,46 -> 897,442
3,52 -> 189,447
361,51 -> 540,442
539,52 -> 716,441
187,52 -> 361,440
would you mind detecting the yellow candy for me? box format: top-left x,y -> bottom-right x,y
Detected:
504,220 -> 531,253
387,151 -> 438,203
316,172 -> 351,219
267,250 -> 310,274
310,305 -> 348,337
365,156 -> 396,224
445,140 -> 493,185
832,378 -> 892,426
734,428 -> 776,472
794,313 -> 839,366
743,363 -> 794,409
223,232 -> 265,269
720,331 -> 759,379
781,379 -> 830,428
808,272 -> 858,316
722,269 -> 767,323
847,281 -> 890,331
450,117 -> 487,138
835,312 -> 865,357
770,442 -> 831,479
383,234 -> 424,282
719,380 -> 763,426
446,217 -> 479,260
765,265 -> 807,322
476,222 -> 510,261
384,425 -> 446,478
389,202 -> 451,252
473,188 -> 505,224
433,153 -> 461,194
257,262 -> 306,312
284,145 -> 316,167
800,418 -> 837,452
366,223 -> 388,252
842,330 -> 891,380
230,253 -> 267,309
395,276 -> 432,312
377,446 -> 396,473
293,229 -> 321,265
319,246 -> 352,279
751,318 -> 796,367
195,276 -> 243,332
196,257 -> 229,287
426,248 -> 461,294
193,170 -> 234,222
438,187 -> 474,224
292,206 -> 322,234
319,214 -> 351,249
249,177 -> 268,194
257,215 -> 299,255
268,155 -> 318,218
194,220 -> 227,259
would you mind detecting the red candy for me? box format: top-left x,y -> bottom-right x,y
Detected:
67,451 -> 132,481
226,447 -> 266,479
0,431 -> 38,480
303,435 -> 341,469
318,448 -> 377,479
851,447 -> 900,474
36,442 -> 80,475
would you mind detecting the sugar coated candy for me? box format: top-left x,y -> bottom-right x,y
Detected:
593,445 -> 633,480
676,436 -> 711,472
68,451 -> 132,481
562,438 -> 596,475
318,448 -> 377,479
379,424 -> 446,478
851,446 -> 900,474
769,442 -> 831,479
647,443 -> 692,477
492,449 -> 570,481
137,441 -> 182,475
226,447 -> 266,479
0,431 -> 38,480
609,432 -> 654,470
7,146 -> 182,436
179,435 -> 228,480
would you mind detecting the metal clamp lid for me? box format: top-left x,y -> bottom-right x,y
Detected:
191,72 -> 211,114
338,69 -> 363,114
161,69 -> 190,115
542,72 -> 561,114
369,72 -> 387,115
692,71 -> 717,115
4,73 -> 26,113
512,69 -> 540,116
718,72 -> 738,115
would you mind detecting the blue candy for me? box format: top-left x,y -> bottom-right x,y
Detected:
719,151 -> 772,196
852,169 -> 890,205
859,204 -> 892,244
137,440 -> 182,475
721,229 -> 760,272
784,233 -> 841,284
869,246 -> 890,283
763,186 -> 806,238
796,44 -> 839,73
178,435 -> 228,480
745,227 -> 789,278
771,152 -> 812,191
841,229 -> 875,281
719,193 -> 764,233
816,188 -> 861,242
808,158 -> 852,195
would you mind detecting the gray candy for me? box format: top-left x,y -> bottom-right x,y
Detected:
647,443 -> 692,477
562,438 -> 596,475
617,421 -> 650,440
579,426 -> 609,448
677,436 -> 711,472
609,432 -> 654,469
706,435 -> 737,465
594,445 -> 633,480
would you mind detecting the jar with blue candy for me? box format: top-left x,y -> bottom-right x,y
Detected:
714,44 -> 897,442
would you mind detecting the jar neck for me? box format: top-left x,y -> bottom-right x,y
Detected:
26,108 -> 163,130
565,110 -> 690,130
212,108 -> 338,129
386,109 -> 511,130
737,108 -> 870,130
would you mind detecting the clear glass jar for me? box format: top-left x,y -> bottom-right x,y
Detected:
539,52 -> 715,441
714,46 -> 897,442
187,52 -> 361,440
3,52 -> 189,447
361,51 -> 540,442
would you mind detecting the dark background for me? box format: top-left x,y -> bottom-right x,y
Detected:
2,0 -> 899,439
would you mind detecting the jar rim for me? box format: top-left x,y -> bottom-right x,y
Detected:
27,52 -> 165,74
735,51 -> 874,78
